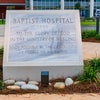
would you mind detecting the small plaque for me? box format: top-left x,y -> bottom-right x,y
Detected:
41,71 -> 49,87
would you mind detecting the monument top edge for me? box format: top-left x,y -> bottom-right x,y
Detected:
6,10 -> 79,14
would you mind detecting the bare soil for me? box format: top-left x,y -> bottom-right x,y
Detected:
82,38 -> 100,43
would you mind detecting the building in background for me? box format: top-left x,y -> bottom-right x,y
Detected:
25,0 -> 100,17
0,0 -> 25,18
0,0 -> 100,18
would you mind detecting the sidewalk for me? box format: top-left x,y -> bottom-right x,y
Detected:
83,42 -> 100,60
0,93 -> 100,100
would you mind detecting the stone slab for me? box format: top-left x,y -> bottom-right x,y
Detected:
3,10 -> 83,81
3,66 -> 82,81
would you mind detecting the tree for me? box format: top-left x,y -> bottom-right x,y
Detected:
75,2 -> 81,11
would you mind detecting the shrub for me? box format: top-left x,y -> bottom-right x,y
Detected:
0,47 -> 4,56
0,80 -> 4,90
78,65 -> 97,82
75,2 -> 81,11
87,58 -> 100,71
95,33 -> 100,40
78,58 -> 100,83
82,30 -> 96,39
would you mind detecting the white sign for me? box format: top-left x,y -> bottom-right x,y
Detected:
3,10 -> 83,80
95,9 -> 100,17
4,10 -> 83,66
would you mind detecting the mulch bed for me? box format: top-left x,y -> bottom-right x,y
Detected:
82,38 -> 100,43
0,79 -> 100,95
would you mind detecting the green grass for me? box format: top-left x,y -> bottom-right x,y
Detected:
81,21 -> 96,26
81,17 -> 96,26
0,20 -> 5,25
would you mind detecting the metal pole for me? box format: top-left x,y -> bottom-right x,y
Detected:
96,17 -> 99,34
61,0 -> 64,10
30,0 -> 33,10
90,0 -> 94,18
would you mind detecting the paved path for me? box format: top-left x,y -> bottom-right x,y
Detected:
83,42 -> 100,60
81,26 -> 100,31
0,93 -> 100,100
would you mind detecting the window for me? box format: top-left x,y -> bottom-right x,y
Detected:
25,0 -> 30,9
7,6 -> 15,10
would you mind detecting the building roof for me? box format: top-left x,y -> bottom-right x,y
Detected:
0,0 -> 25,3
0,0 -> 25,5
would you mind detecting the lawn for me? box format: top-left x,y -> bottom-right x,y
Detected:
0,20 -> 5,25
81,21 -> 96,26
81,18 -> 100,26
